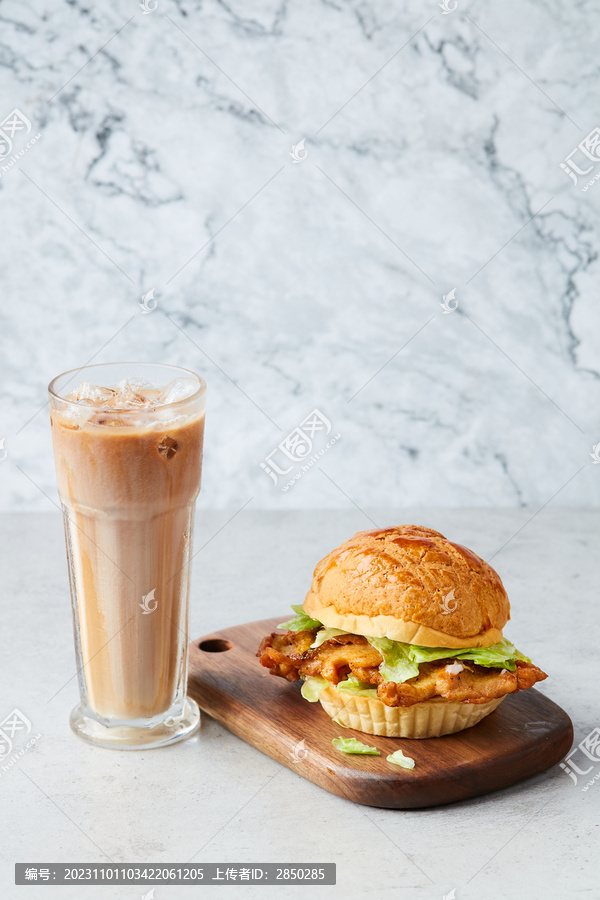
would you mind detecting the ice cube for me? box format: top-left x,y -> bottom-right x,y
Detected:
89,413 -> 134,427
56,406 -> 83,428
112,379 -> 157,409
115,376 -> 151,392
158,377 -> 198,405
147,412 -> 187,429
67,382 -> 117,405
157,436 -> 180,459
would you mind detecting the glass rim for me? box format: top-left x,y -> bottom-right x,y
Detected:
48,361 -> 207,413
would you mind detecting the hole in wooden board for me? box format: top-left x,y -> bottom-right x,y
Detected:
199,638 -> 233,653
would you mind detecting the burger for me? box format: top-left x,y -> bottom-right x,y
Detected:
257,525 -> 548,738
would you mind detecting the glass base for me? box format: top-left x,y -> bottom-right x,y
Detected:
70,698 -> 201,750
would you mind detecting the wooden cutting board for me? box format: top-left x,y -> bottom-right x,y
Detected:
187,617 -> 573,809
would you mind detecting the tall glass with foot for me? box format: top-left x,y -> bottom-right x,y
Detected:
48,362 -> 206,749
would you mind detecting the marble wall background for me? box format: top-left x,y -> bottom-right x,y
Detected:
1,0 -> 599,511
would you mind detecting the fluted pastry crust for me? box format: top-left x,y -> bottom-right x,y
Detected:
319,686 -> 504,738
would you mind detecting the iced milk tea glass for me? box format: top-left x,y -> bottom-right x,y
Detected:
48,362 -> 206,749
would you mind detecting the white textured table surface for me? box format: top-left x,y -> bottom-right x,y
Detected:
1,508 -> 598,900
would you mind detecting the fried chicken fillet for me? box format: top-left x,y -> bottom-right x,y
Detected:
257,630 -> 547,708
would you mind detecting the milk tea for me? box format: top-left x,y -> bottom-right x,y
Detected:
50,374 -> 205,726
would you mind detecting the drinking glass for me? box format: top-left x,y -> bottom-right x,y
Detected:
48,362 -> 206,749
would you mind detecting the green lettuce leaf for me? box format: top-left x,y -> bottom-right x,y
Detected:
409,637 -> 530,672
300,676 -> 329,702
335,676 -> 378,698
310,626 -> 348,648
278,604 -> 322,632
386,749 -> 415,769
366,636 -> 420,683
332,737 -> 380,755
367,635 -> 530,684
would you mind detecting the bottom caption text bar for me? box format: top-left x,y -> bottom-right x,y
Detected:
16,864 -> 336,885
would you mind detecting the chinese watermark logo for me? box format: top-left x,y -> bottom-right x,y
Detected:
291,739 -> 309,762
139,288 -> 158,313
439,0 -> 457,13
0,708 -> 41,777
441,589 -> 457,614
289,139 -> 308,163
440,288 -> 458,314
0,108 -> 41,178
0,708 -> 31,758
560,126 -> 600,192
560,726 -> 600,790
260,409 -> 341,491
442,890 -> 457,900
0,109 -> 31,160
0,439 -> 6,462
139,589 -> 158,614
139,0 -> 158,13
589,442 -> 600,464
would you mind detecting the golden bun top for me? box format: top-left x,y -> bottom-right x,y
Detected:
303,525 -> 510,649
